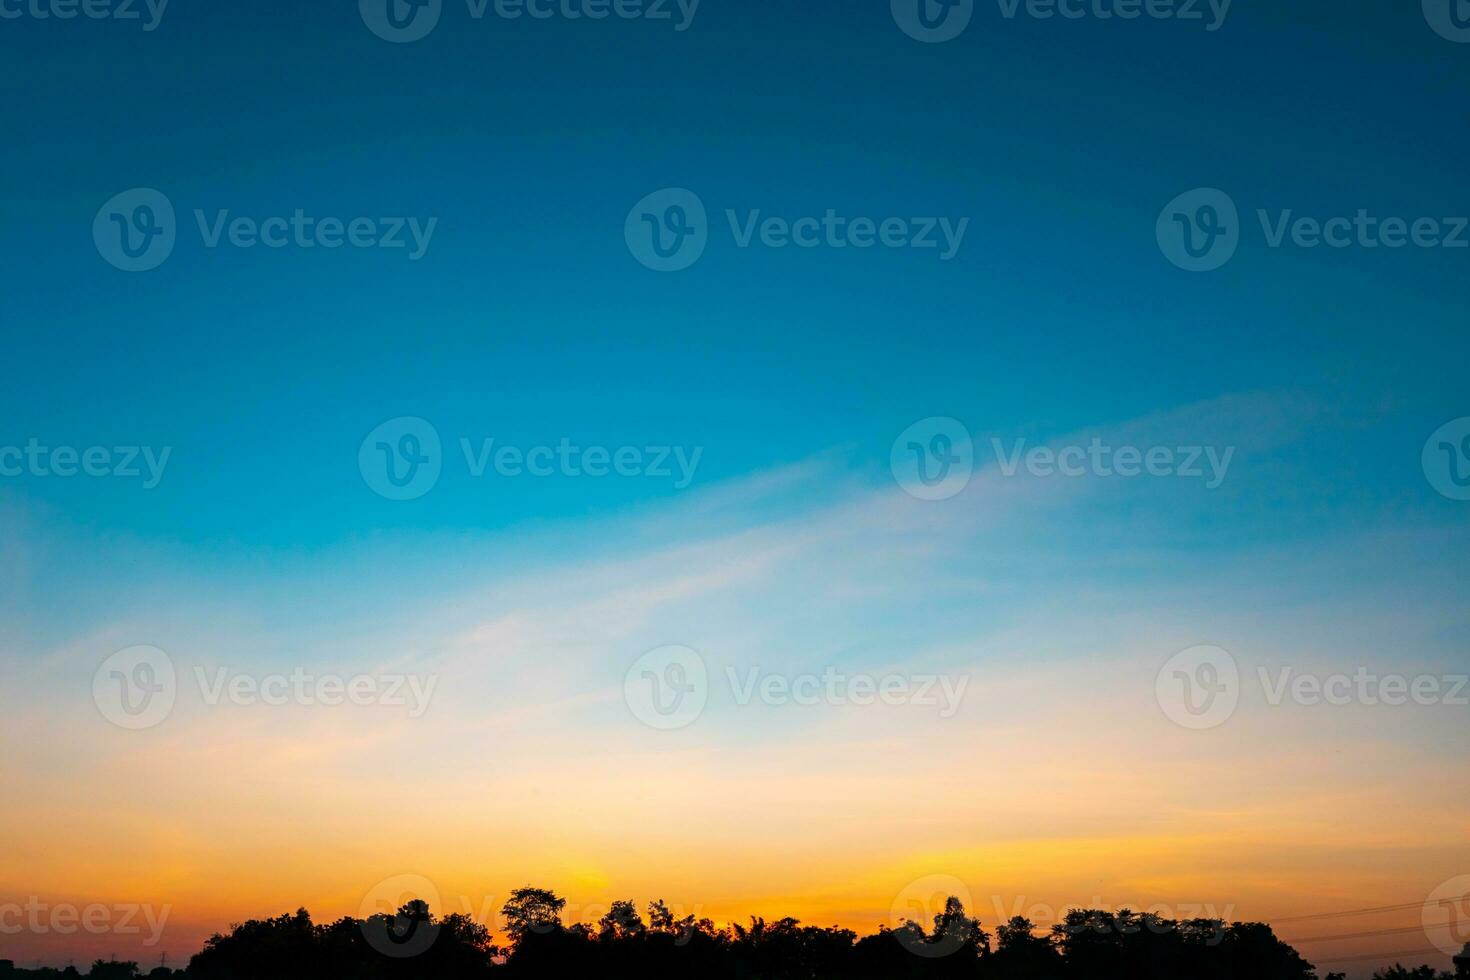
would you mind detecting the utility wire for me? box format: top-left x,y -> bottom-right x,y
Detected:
1313,945 -> 1453,965
1284,924 -> 1463,945
1271,897 -> 1468,925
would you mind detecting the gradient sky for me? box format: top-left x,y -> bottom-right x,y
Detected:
2,0 -> 1469,976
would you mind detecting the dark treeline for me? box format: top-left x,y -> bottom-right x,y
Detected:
3,887 -> 1458,980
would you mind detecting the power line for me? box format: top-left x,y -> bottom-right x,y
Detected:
1285,924 -> 1461,945
1313,946 -> 1453,965
1271,896 -> 1468,925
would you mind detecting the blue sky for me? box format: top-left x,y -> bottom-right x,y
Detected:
2,1 -> 1469,972
1,0 -> 1467,550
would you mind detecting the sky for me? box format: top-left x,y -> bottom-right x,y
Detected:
1,0 -> 1469,975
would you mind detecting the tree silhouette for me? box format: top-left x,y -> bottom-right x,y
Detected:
597,900 -> 645,941
85,965 -> 139,980
10,887 -> 1455,980
498,887 -> 565,942
1370,967 -> 1454,980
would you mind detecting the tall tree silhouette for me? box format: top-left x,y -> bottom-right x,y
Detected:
6,886 -> 1422,980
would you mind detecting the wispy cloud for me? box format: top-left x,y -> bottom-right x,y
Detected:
2,392 -> 1466,966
